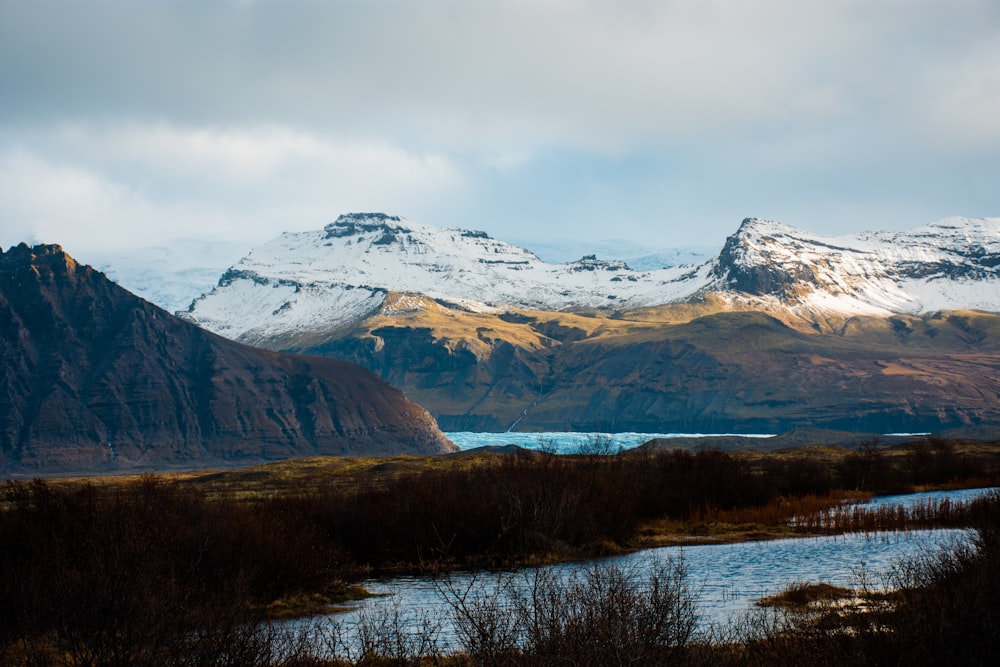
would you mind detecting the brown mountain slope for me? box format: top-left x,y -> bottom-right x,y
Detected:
0,244 -> 455,473
294,294 -> 1000,433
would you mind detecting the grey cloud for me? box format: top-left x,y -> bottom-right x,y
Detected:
4,1 -> 998,153
1,0 -> 999,252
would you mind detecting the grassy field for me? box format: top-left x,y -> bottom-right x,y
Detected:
23,436 -> 1000,553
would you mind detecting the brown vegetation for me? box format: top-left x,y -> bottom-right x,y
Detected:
755,581 -> 856,611
0,476 -> 355,666
1,440 -> 998,664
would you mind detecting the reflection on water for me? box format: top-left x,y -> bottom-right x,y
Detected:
347,530 -> 968,634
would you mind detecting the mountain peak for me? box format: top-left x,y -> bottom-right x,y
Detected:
709,216 -> 1000,312
183,215 -> 708,342
330,212 -> 404,226
324,212 -> 409,240
734,217 -> 800,239
0,242 -> 91,294
321,212 -> 499,245
710,217 -> 815,296
567,255 -> 632,272
1,242 -> 67,262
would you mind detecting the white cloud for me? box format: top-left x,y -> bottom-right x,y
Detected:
52,122 -> 460,189
60,123 -> 326,184
4,2 -> 997,157
0,124 -> 464,254
0,150 -> 230,252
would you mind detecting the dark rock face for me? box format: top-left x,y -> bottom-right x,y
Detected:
711,220 -> 802,296
323,212 -> 407,239
0,244 -> 455,473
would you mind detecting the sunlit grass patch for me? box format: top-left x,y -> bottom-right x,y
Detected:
757,581 -> 856,611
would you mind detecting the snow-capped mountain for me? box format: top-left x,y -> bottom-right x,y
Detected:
180,213 -> 710,344
181,212 -> 1000,344
710,216 -> 1000,316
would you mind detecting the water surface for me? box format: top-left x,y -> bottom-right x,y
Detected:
446,431 -> 774,454
315,487 -> 994,651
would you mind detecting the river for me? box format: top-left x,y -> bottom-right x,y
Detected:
300,486 -> 995,653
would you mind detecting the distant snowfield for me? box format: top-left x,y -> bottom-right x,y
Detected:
76,238 -> 251,313
507,237 -> 716,270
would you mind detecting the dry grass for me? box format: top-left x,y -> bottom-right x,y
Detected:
756,582 -> 856,611
634,491 -> 873,547
17,440 -> 1000,533
12,450 -> 509,500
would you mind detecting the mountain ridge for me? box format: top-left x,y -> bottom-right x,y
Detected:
181,213 -> 1000,346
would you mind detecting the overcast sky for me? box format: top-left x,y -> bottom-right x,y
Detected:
1,0 -> 999,260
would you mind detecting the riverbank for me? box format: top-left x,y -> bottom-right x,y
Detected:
300,491 -> 1000,666
11,438 -> 1000,573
